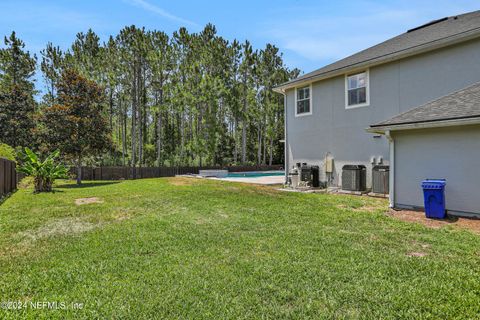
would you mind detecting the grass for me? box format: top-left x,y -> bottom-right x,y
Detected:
0,177 -> 479,319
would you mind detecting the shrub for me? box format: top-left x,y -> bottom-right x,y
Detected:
0,143 -> 16,162
18,148 -> 69,193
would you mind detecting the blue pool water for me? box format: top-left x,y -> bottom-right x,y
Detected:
226,171 -> 285,178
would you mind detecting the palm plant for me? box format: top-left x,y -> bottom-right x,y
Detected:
18,148 -> 69,193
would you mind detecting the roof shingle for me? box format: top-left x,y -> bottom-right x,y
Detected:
370,81 -> 480,128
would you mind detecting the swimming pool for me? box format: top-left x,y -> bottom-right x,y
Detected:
226,171 -> 285,178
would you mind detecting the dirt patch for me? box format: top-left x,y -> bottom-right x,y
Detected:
75,197 -> 104,205
0,218 -> 98,258
388,209 -> 480,234
420,243 -> 430,249
167,177 -> 198,186
112,210 -> 133,221
247,185 -> 281,196
18,218 -> 97,242
110,207 -> 141,222
368,234 -> 379,241
406,251 -> 427,258
337,204 -> 383,212
223,185 -> 241,192
194,217 -> 212,225
4,210 -> 137,257
356,206 -> 383,212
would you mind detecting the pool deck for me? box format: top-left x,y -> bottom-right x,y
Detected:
215,175 -> 285,185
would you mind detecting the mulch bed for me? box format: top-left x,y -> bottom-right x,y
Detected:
388,209 -> 480,234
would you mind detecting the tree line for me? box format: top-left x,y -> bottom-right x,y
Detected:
0,25 -> 299,171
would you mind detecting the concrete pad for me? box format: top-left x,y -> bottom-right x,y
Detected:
217,175 -> 285,185
367,192 -> 389,198
337,189 -> 369,196
277,188 -> 327,193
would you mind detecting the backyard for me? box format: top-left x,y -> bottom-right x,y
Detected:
0,177 -> 479,319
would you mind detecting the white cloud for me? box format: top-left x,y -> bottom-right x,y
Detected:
263,0 -> 480,69
265,8 -> 418,62
124,0 -> 199,27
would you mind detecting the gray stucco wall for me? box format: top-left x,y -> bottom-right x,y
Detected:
286,38 -> 480,188
393,125 -> 480,215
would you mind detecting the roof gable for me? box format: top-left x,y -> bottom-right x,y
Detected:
275,10 -> 480,92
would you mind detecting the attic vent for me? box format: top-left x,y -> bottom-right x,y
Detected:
407,17 -> 448,33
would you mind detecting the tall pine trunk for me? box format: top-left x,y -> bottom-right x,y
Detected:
137,64 -> 144,169
122,100 -> 127,167
180,112 -> 185,164
262,131 -> 266,165
257,127 -> 262,165
109,89 -> 114,163
241,68 -> 248,164
233,117 -> 238,164
269,136 -> 274,165
76,155 -> 82,185
241,106 -> 247,164
156,86 -> 163,166
131,62 -> 137,179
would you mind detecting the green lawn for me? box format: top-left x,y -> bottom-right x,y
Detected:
0,178 -> 479,319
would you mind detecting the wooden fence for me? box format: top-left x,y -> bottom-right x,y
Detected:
73,164 -> 284,181
0,158 -> 17,197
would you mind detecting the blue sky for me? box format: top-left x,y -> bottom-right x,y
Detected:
0,0 -> 479,89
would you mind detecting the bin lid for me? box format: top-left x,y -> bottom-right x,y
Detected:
373,165 -> 389,171
343,164 -> 366,170
421,179 -> 446,189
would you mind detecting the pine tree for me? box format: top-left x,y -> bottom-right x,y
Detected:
0,31 -> 37,148
239,40 -> 255,164
147,30 -> 171,166
30,24 -> 299,168
40,42 -> 63,105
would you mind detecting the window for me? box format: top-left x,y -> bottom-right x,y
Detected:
346,71 -> 369,108
295,85 -> 312,116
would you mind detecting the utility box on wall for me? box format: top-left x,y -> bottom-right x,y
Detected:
325,157 -> 333,173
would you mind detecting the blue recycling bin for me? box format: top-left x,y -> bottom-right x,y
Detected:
421,179 -> 446,219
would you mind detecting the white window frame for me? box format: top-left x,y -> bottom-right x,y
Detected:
294,84 -> 313,117
345,70 -> 370,109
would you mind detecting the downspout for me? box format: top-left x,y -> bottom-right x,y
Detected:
385,130 -> 395,208
283,91 -> 289,184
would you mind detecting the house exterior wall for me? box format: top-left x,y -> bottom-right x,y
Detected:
285,38 -> 480,187
392,125 -> 480,215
